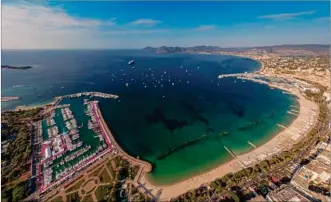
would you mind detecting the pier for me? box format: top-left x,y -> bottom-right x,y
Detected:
291,105 -> 300,109
247,141 -> 257,148
276,124 -> 287,129
224,146 -> 246,168
287,111 -> 299,116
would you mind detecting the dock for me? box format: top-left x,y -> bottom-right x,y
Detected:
247,141 -> 257,148
287,111 -> 298,116
224,146 -> 246,168
276,124 -> 287,129
291,105 -> 299,109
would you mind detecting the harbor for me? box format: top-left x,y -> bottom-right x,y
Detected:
37,98 -> 118,194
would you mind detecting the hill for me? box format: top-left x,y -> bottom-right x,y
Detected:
142,44 -> 330,55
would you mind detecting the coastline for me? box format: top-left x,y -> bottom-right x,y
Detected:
1,54 -> 320,201
133,55 -> 319,201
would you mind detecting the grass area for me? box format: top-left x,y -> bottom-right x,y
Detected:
65,191 -> 81,202
95,185 -> 112,201
99,168 -> 113,183
106,160 -> 116,175
50,196 -> 64,202
81,194 -> 93,202
43,156 -> 151,202
66,179 -> 86,193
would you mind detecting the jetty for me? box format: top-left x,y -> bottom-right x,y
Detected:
276,124 -> 287,129
247,141 -> 257,148
287,111 -> 299,116
224,146 -> 246,168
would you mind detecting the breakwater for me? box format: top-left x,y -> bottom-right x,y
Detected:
158,135 -> 209,160
237,119 -> 264,131
55,92 -> 119,100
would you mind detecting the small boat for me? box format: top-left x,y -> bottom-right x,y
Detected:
128,60 -> 135,65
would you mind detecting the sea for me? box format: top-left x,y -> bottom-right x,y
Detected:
1,50 -> 298,184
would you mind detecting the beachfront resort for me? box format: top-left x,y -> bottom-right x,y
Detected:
36,96 -> 117,195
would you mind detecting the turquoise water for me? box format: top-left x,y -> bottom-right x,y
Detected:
2,50 -> 298,184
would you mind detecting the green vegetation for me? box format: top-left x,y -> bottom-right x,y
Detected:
66,192 -> 80,202
1,108 -> 42,202
95,185 -> 114,201
66,179 -> 85,193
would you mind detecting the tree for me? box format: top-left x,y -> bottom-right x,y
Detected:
228,191 -> 240,202
12,186 -> 25,202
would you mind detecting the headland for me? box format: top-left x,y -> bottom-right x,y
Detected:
1,96 -> 21,102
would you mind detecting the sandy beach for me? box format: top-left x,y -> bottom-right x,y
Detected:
134,80 -> 318,201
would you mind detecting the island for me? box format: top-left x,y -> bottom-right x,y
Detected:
1,65 -> 32,70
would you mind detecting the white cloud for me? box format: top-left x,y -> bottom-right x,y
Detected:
2,3 -> 164,49
258,10 -> 316,20
194,25 -> 217,31
129,19 -> 162,26
104,29 -> 168,35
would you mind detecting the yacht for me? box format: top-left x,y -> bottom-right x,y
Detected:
128,60 -> 135,65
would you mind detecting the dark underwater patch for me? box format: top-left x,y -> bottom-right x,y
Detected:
145,107 -> 190,133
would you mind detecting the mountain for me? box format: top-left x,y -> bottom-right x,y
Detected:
142,44 -> 330,55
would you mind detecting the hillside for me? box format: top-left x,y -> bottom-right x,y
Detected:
142,44 -> 330,55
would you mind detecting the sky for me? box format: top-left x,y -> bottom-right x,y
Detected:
2,0 -> 330,49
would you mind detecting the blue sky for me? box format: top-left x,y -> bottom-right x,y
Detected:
2,1 -> 330,49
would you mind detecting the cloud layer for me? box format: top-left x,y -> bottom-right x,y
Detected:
258,10 -> 316,20
129,19 -> 162,26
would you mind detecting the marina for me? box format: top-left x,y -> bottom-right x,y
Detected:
37,99 -> 117,194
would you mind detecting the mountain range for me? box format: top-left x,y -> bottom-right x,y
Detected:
142,44 -> 330,55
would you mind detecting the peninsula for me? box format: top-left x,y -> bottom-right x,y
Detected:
1,96 -> 21,102
1,65 -> 32,69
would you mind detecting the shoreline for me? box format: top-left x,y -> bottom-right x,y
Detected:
134,55 -> 319,201
2,55 -> 320,201
139,93 -> 317,201
2,92 -> 119,112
